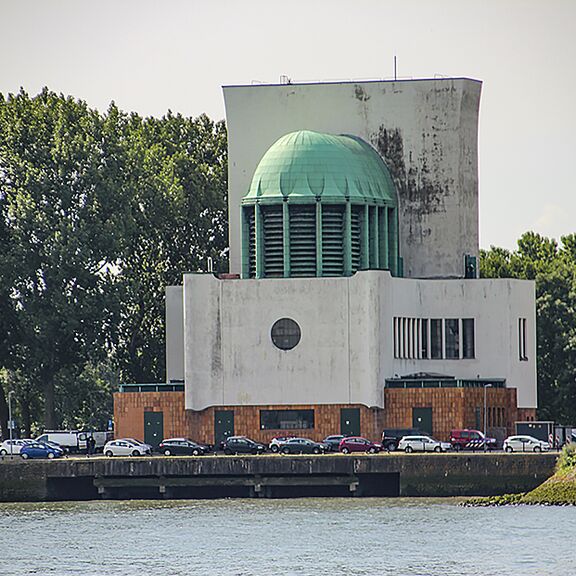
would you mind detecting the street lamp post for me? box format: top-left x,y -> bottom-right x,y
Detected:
8,390 -> 15,457
483,384 -> 492,452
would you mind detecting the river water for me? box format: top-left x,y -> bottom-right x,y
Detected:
0,498 -> 573,576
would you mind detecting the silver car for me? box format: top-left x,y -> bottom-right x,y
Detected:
503,435 -> 550,453
103,438 -> 152,457
398,435 -> 452,453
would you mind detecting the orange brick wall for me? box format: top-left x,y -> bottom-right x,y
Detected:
114,392 -> 191,441
114,388 -> 520,444
384,387 -> 518,440
517,408 -> 537,422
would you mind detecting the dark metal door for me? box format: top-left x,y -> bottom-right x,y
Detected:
214,410 -> 234,446
413,407 -> 433,435
340,408 -> 361,436
144,411 -> 164,448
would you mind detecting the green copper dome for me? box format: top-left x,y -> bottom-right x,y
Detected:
243,130 -> 397,206
241,130 -> 400,279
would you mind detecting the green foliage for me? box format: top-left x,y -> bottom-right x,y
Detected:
481,232 -> 576,425
0,88 -> 228,433
556,444 -> 576,473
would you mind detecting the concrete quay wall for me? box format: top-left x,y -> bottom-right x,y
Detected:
0,453 -> 557,501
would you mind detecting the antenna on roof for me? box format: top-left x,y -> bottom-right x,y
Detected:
394,55 -> 397,81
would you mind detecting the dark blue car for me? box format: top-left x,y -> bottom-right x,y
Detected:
20,442 -> 64,460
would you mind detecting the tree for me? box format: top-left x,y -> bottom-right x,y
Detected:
0,88 -> 126,430
481,232 -> 576,424
0,88 -> 228,433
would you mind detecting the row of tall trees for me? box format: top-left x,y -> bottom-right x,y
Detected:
0,88 -> 228,436
481,232 -> 576,425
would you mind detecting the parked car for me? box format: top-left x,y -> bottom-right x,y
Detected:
450,429 -> 498,451
280,438 -> 329,455
503,435 -> 551,453
0,439 -> 34,456
20,441 -> 64,460
339,437 -> 382,454
269,436 -> 296,453
158,438 -> 207,456
398,435 -> 452,453
221,436 -> 266,455
323,435 -> 347,452
381,428 -> 422,451
103,438 -> 152,457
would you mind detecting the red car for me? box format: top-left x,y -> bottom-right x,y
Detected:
339,436 -> 382,454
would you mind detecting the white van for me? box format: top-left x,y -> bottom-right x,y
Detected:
36,430 -> 112,453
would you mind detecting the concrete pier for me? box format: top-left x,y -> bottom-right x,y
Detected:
0,453 -> 557,501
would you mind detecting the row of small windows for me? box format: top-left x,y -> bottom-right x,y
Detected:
393,318 -> 475,360
475,406 -> 507,429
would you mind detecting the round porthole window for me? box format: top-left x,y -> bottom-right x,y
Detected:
271,318 -> 301,350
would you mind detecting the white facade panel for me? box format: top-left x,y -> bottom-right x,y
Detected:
180,272 -> 536,412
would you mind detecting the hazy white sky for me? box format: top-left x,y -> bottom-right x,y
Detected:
1,0 -> 574,250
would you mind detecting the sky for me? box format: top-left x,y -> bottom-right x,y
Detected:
1,0 -> 574,251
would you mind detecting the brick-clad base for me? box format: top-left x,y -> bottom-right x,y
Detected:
114,387 -> 523,444
383,387 -> 519,440
516,408 -> 537,422
114,392 -> 191,441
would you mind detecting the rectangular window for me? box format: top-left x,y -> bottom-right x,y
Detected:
462,318 -> 475,359
430,319 -> 443,359
260,410 -> 315,430
519,318 -> 528,360
445,319 -> 459,359
421,319 -> 428,359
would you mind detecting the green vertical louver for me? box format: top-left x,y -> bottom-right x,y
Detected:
322,205 -> 344,276
262,205 -> 284,277
289,205 -> 316,277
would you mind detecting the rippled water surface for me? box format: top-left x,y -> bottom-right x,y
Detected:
0,498 -> 573,575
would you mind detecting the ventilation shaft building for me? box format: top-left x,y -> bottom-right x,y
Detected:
115,77 -> 537,446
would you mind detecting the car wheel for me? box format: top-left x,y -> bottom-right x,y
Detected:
341,447 -> 350,454
0,449 -> 7,456
368,447 -> 376,454
505,446 -> 513,453
164,449 -> 172,456
313,447 -> 321,454
281,447 -> 290,455
270,445 -> 279,453
224,448 -> 232,455
105,450 -> 113,457
192,449 -> 200,456
48,452 -> 55,459
131,450 -> 140,457
534,445 -> 542,453
405,445 -> 413,453
434,446 -> 442,453
21,453 -> 29,459
453,444 -> 461,452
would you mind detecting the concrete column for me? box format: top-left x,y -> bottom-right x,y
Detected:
283,201 -> 290,278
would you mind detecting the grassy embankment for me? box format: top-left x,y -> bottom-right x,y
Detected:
464,444 -> 576,506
